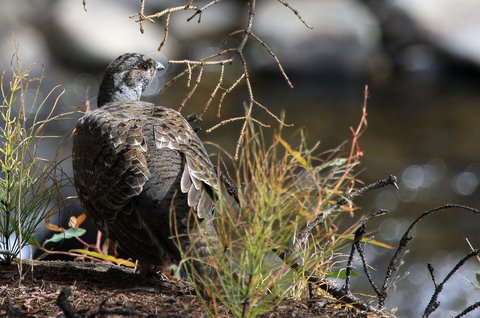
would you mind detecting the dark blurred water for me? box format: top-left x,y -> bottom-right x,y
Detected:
157,72 -> 480,317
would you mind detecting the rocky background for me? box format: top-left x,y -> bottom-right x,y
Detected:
1,0 -> 480,317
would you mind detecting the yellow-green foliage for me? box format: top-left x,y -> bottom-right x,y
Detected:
0,56 -> 65,264
179,121 -> 359,318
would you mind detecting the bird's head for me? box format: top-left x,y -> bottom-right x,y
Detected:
97,53 -> 165,107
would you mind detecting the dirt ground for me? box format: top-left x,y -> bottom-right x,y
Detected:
0,260 -> 383,317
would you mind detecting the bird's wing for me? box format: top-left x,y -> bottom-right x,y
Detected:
73,104 -> 151,225
151,106 -> 217,219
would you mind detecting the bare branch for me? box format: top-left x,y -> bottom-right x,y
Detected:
180,67 -> 204,111
187,0 -> 225,23
379,204 -> 480,309
424,249 -> 480,317
454,302 -> 480,318
217,74 -> 245,117
201,64 -> 225,117
206,116 -> 247,132
158,12 -> 171,51
276,0 -> 313,29
285,175 -> 398,268
250,32 -> 293,88
135,0 -> 312,157
253,99 -> 292,127
169,59 -> 233,66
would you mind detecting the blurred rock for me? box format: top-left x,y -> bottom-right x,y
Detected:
166,1 -> 239,60
0,0 -> 51,72
49,0 -> 177,69
391,0 -> 480,68
253,0 -> 382,78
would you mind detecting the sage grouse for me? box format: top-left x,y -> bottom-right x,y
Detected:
72,53 -> 218,268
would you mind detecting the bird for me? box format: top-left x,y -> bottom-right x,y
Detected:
72,53 -> 219,270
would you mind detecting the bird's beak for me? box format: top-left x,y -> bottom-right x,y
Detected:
156,62 -> 165,71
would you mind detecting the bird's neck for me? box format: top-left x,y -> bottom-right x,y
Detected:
97,73 -> 141,107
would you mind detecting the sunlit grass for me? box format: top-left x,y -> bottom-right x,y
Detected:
0,54 -> 67,265
177,119 -> 363,317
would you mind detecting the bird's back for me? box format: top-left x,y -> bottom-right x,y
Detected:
73,101 -> 217,266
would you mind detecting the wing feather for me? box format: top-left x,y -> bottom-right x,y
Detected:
152,107 -> 217,219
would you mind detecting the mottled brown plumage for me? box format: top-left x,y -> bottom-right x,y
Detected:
72,53 -> 217,267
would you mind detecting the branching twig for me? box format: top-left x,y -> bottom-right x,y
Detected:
250,32 -> 293,88
285,175 -> 398,266
187,0 -> 225,23
180,67 -> 204,111
424,249 -> 480,317
202,64 -> 225,117
131,0 -> 312,159
378,204 -> 480,309
343,209 -> 389,294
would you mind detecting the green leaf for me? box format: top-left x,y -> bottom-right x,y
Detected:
43,227 -> 86,245
476,273 -> 480,284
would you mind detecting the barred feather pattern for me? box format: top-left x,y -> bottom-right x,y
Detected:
73,100 -> 217,266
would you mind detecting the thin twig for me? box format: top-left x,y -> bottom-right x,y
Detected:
286,175 -> 398,266
454,302 -> 480,318
139,0 -> 312,157
187,0 -> 225,23
276,0 -> 313,29
217,74 -> 245,117
201,64 -> 225,117
378,204 -> 480,309
253,99 -> 292,127
427,263 -> 437,288
250,32 -> 293,88
343,209 -> 388,294
424,249 -> 480,317
158,12 -> 171,51
170,59 -> 233,66
180,67 -> 204,111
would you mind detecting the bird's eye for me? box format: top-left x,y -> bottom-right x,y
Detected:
140,62 -> 150,71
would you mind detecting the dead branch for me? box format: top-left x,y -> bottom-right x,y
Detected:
187,0 -> 225,23
285,175 -> 398,267
276,0 -> 313,29
306,275 -> 377,313
131,0 -> 312,159
343,209 -> 389,295
424,249 -> 480,317
378,204 -> 480,309
454,302 -> 480,318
